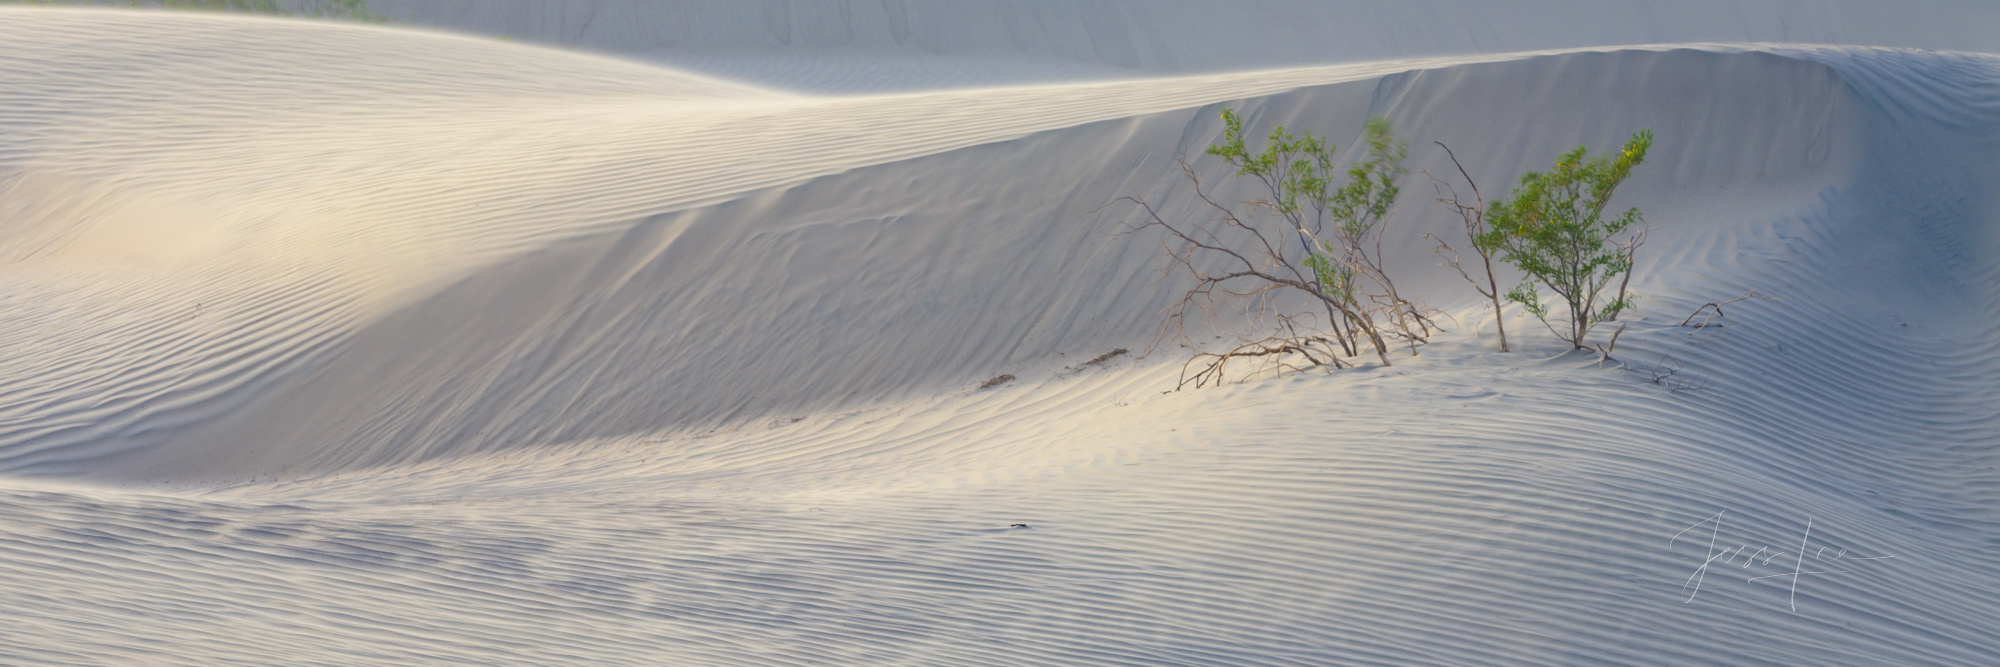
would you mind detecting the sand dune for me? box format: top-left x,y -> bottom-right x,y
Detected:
367,0 -> 2000,91
2,5 -> 1998,666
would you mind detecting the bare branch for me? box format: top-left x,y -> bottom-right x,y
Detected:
1680,290 -> 1778,328
1124,116 -> 1430,386
1427,141 -> 1509,352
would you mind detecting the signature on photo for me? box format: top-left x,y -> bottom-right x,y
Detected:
1671,510 -> 1895,612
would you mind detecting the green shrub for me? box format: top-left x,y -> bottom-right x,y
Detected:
1477,130 -> 1653,350
1123,109 -> 1434,386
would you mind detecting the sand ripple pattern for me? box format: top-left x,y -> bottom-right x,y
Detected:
0,9 -> 1997,666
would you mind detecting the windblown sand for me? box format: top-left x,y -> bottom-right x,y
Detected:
2,4 -> 1998,665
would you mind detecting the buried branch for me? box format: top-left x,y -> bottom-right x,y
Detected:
1176,315 -> 1343,389
1681,290 -> 1777,328
1636,354 -> 1711,393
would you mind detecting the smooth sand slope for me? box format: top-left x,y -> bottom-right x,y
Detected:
2,6 -> 1999,666
368,0 -> 2000,91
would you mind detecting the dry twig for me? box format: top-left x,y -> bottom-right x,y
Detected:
1423,141 -> 1510,352
1681,290 -> 1777,328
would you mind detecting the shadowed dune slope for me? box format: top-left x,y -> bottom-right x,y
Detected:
363,0 -> 2000,91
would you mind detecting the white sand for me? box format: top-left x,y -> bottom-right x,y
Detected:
2,4 -> 1998,665
369,0 -> 2000,91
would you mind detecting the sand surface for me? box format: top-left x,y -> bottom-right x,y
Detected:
2,4 -> 1999,665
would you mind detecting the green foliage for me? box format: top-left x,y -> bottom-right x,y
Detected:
1330,117 -> 1407,242
1192,109 -> 1425,365
1206,109 -> 1343,297
1204,111 -> 1411,300
1302,252 -> 1345,300
1205,108 -> 1334,225
1477,130 -> 1654,349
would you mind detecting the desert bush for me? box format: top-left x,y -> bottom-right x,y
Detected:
1123,109 -> 1434,387
1477,130 -> 1653,351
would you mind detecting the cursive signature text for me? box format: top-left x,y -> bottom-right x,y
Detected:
1671,510 -> 1894,612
